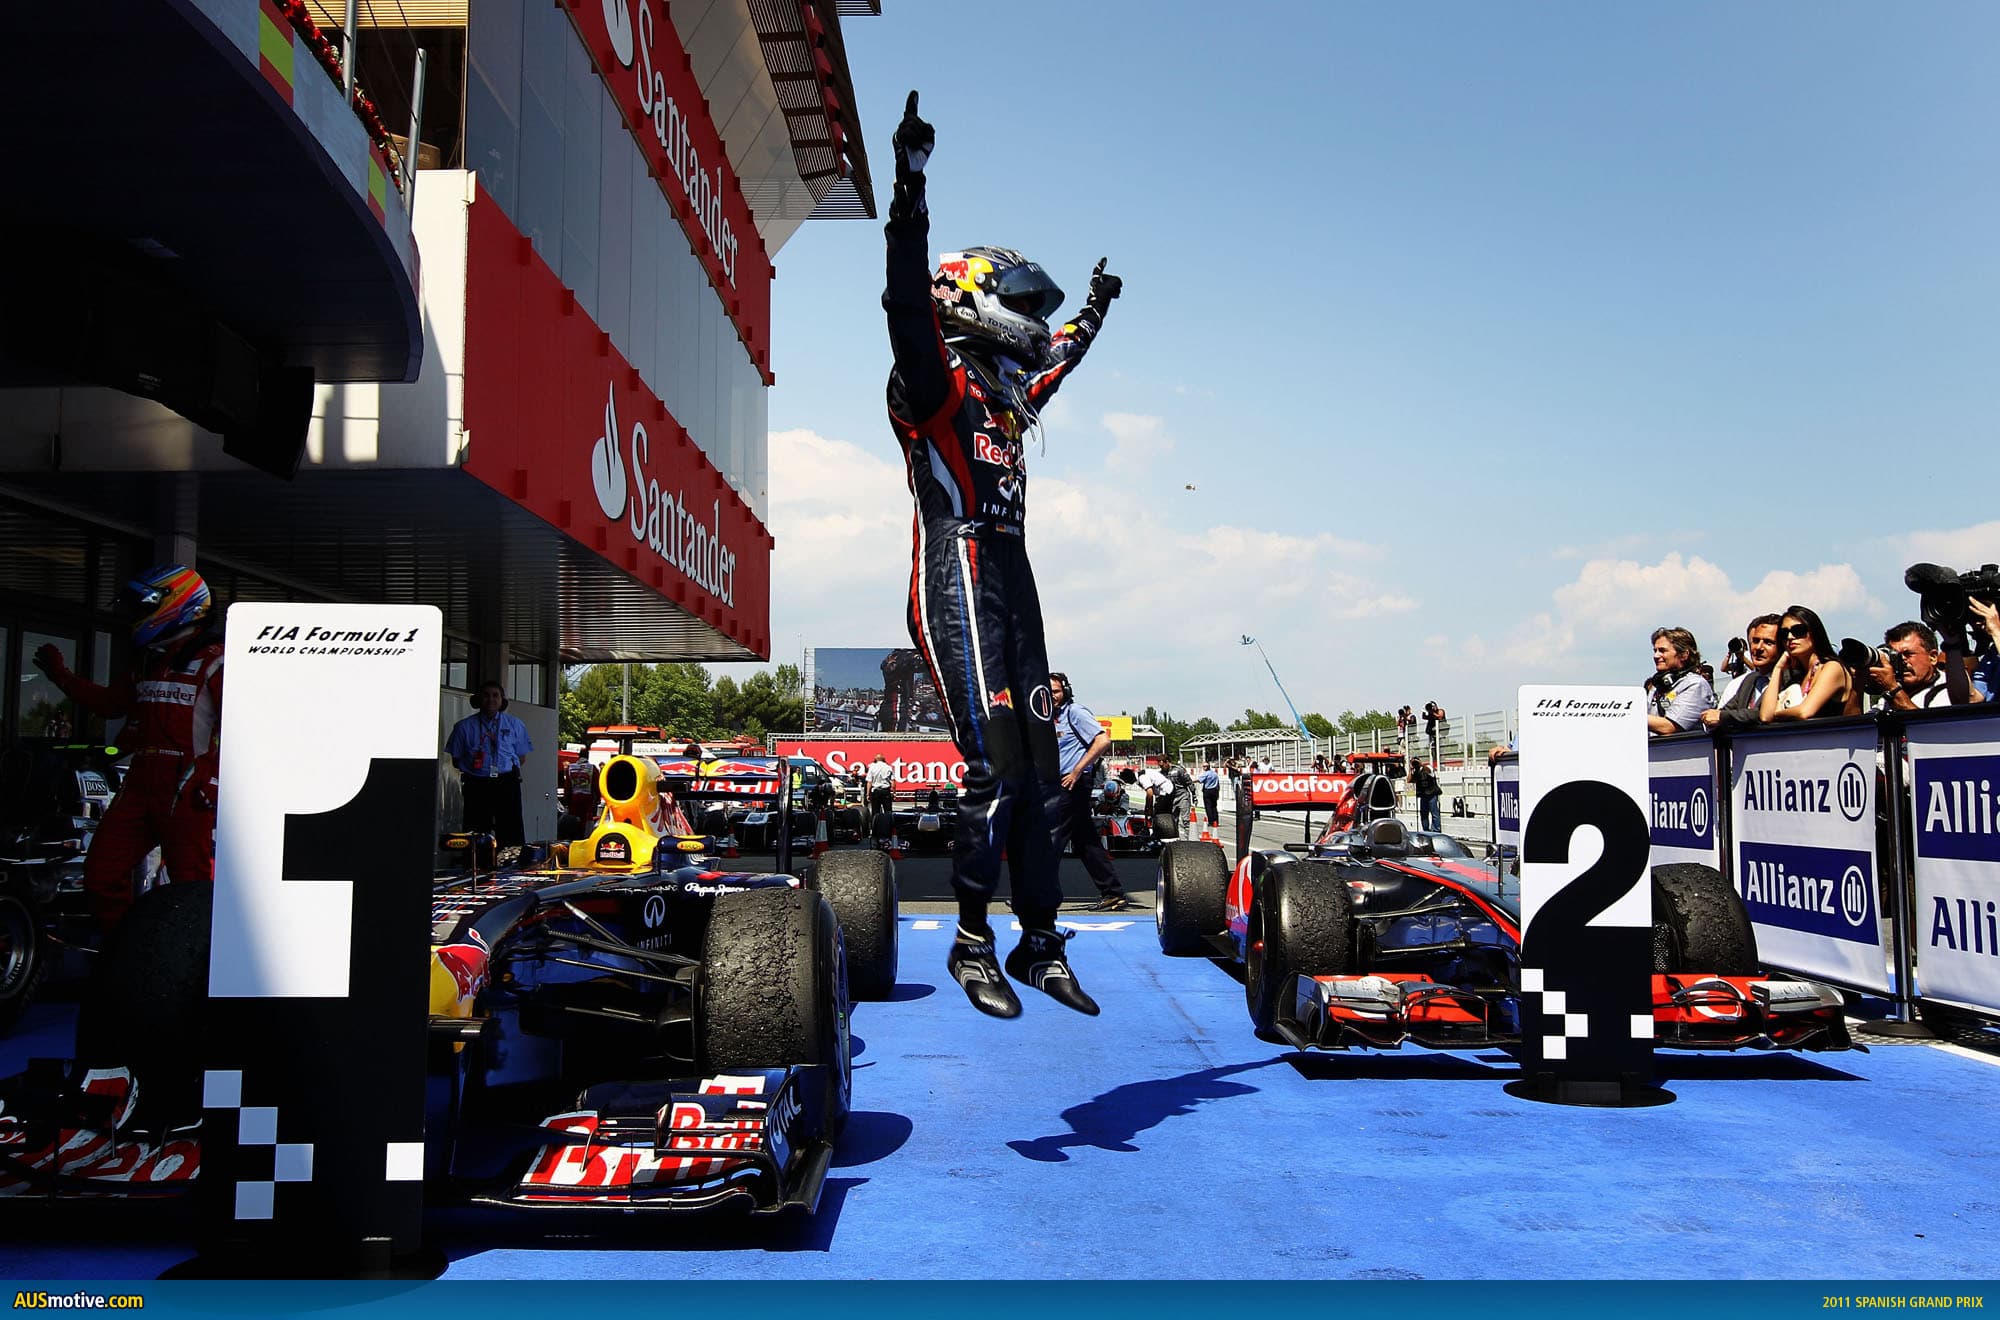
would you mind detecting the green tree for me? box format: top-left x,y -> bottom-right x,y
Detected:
1335,708 -> 1397,735
632,662 -> 717,738
1227,709 -> 1286,732
1301,712 -> 1337,739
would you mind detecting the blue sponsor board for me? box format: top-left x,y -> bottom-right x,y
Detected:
1737,841 -> 1877,944
1496,779 -> 1521,835
1912,753 -> 2000,865
1648,773 -> 1713,852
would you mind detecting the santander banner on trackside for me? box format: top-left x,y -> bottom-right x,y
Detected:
774,738 -> 967,791
462,191 -> 772,656
561,0 -> 773,377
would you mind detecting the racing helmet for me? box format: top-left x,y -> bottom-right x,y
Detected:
931,247 -> 1065,363
120,563 -> 211,648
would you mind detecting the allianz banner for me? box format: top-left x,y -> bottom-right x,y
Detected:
1904,712 -> 2000,1014
1493,757 -> 1521,851
1647,737 -> 1720,869
1729,724 -> 1889,994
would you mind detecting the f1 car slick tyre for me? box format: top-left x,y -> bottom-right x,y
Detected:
1650,862 -> 1757,975
1156,841 -> 1228,956
699,887 -> 852,1138
815,848 -> 899,1000
1153,810 -> 1178,840
0,884 -> 50,1035
75,882 -> 212,1125
1246,861 -> 1353,1037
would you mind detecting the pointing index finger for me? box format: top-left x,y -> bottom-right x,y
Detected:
906,90 -> 920,117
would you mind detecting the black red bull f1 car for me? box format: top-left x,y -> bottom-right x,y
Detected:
1155,771 -> 1853,1056
0,754 -> 899,1215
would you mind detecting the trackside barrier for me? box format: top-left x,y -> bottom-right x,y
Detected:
1901,705 -> 2000,1017
1493,706 -> 2000,1024
1728,717 -> 1892,997
1647,732 -> 1721,871
1493,757 -> 1521,855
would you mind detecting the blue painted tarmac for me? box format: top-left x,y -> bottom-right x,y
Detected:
5,917 -> 1999,1280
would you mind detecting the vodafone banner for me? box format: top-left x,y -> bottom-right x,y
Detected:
1246,772 -> 1352,809
1904,712 -> 2000,1014
463,192 -> 771,656
775,738 -> 966,791
561,0 -> 772,374
1729,724 -> 1888,994
1648,736 -> 1720,870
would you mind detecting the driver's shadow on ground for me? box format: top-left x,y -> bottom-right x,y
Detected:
1005,1059 -> 1287,1163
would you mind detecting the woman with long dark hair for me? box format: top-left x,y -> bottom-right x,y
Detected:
1759,604 -> 1852,721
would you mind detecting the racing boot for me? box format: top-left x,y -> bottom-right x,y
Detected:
1005,927 -> 1100,1016
947,926 -> 1022,1019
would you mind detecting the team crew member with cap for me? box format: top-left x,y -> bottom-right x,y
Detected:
34,564 -> 224,931
884,90 -> 1123,1018
447,679 -> 534,847
1050,672 -> 1129,912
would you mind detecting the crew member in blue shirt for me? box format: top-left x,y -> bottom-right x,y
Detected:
1050,672 -> 1128,912
1199,762 -> 1221,828
446,679 -> 535,846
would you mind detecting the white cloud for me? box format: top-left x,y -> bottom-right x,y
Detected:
1100,411 -> 1171,472
1441,552 -> 1879,679
1887,520 -> 2000,574
761,419 -> 1414,719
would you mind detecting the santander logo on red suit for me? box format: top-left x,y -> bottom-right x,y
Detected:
591,383 -> 737,608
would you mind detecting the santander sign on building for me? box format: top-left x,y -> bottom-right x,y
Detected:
565,0 -> 772,376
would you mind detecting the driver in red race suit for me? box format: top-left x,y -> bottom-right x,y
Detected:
883,90 -> 1123,1019
33,564 -> 222,932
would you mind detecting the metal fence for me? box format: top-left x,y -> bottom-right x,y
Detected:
1183,708 -> 1519,772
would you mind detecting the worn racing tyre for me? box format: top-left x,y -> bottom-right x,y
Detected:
0,884 -> 51,1035
1245,860 -> 1353,1036
75,882 -> 213,1125
1651,862 -> 1757,975
816,848 -> 899,1000
1155,841 -> 1228,956
1153,810 -> 1178,840
699,888 -> 852,1138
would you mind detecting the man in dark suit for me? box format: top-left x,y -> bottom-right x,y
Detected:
1702,615 -> 1782,731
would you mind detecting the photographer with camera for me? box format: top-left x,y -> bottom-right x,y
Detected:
1903,562 -> 1999,708
1855,622 -> 1978,711
1972,597 -> 2000,701
1645,626 -> 1716,734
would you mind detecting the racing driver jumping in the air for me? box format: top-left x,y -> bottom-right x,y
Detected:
34,564 -> 223,933
883,90 -> 1122,1018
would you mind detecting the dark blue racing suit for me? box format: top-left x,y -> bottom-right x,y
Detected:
883,203 -> 1110,914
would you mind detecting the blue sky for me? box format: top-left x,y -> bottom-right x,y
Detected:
752,1 -> 2000,728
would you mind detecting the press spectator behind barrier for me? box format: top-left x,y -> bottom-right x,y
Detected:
1970,597 -> 2000,701
1759,605 -> 1853,722
1871,621 -> 1982,710
1645,626 -> 1716,734
1704,615 -> 1782,731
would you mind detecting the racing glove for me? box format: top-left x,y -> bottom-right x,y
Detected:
889,89 -> 932,221
1087,258 -> 1123,311
31,642 -> 69,680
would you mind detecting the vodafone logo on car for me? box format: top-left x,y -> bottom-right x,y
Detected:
589,382 -> 737,607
